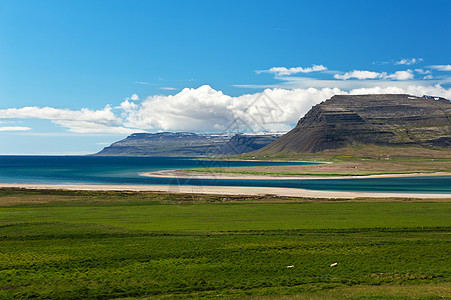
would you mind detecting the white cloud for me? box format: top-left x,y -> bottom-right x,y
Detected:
0,106 -> 142,134
256,65 -> 327,76
121,85 -> 236,132
423,75 -> 433,80
347,84 -> 451,99
0,106 -> 119,123
120,85 -> 339,132
122,94 -> 139,102
334,69 -> 414,81
414,69 -> 431,74
395,58 -> 423,65
52,120 -> 143,134
428,65 -> 451,71
119,100 -> 138,111
0,126 -> 32,132
160,87 -> 177,90
334,70 -> 385,80
385,70 -> 414,80
237,76 -> 449,93
232,87 -> 340,131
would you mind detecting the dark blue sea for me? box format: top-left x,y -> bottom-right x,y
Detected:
0,156 -> 450,194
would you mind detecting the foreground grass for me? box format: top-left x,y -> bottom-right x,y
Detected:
0,189 -> 450,299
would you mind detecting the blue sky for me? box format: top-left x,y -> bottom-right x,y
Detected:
0,0 -> 450,154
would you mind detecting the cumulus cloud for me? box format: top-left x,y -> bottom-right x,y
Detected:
121,85 -> 235,131
395,58 -> 423,65
119,85 -> 340,132
428,64 -> 451,71
0,126 -> 32,132
119,100 -> 138,111
334,70 -> 414,80
256,65 -> 327,76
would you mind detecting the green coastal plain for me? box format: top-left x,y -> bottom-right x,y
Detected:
0,189 -> 449,299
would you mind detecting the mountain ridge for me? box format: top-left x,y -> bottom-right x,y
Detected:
253,94 -> 451,154
94,132 -> 283,156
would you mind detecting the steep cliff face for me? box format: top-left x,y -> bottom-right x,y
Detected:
95,132 -> 232,156
94,132 -> 282,156
255,94 -> 451,154
217,134 -> 281,154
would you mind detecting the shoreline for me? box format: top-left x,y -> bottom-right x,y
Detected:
0,183 -> 450,199
141,169 -> 451,180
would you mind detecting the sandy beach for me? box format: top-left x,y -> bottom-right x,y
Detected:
1,169 -> 450,199
1,183 -> 450,199
141,169 -> 451,180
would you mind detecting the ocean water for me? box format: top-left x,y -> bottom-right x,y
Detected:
0,156 -> 449,194
0,156 -> 318,185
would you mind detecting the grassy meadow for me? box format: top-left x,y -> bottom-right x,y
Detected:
215,145 -> 451,177
0,189 -> 450,299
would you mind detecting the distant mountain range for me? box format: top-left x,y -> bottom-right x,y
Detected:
94,132 -> 283,156
254,94 -> 451,154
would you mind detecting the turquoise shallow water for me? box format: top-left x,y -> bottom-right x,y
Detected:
0,156 -> 449,194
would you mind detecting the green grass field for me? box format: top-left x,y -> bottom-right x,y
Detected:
0,189 -> 450,299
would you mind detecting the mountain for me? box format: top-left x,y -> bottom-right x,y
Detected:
94,132 -> 282,156
254,94 -> 451,154
216,134 -> 282,154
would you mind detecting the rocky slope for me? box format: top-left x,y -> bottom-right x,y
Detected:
216,134 -> 282,155
94,132 -> 282,156
254,94 -> 451,154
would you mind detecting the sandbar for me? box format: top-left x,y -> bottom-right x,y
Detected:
141,169 -> 451,180
0,183 -> 449,199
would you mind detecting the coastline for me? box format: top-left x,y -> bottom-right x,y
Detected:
0,183 -> 450,199
141,169 -> 451,180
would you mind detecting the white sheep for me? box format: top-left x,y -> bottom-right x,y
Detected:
330,263 -> 338,267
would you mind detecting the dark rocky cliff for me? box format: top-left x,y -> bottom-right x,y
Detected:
94,132 -> 282,156
255,94 -> 451,154
217,134 -> 281,154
